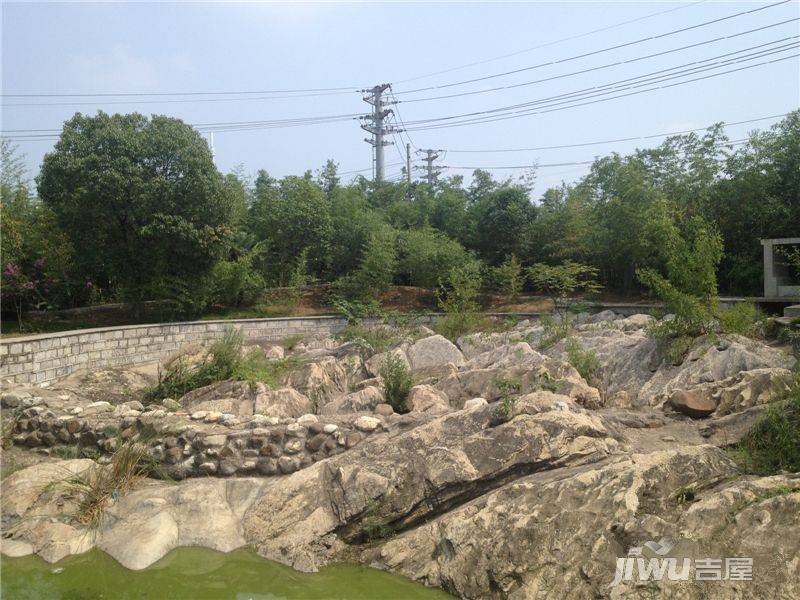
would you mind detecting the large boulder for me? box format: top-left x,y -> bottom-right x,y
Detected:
365,347 -> 410,378
50,367 -> 156,405
254,388 -> 313,418
242,407 -> 615,572
545,328 -> 795,409
641,335 -> 795,406
669,388 -> 718,418
283,357 -> 352,404
97,478 -> 266,570
1,461 -> 268,569
461,341 -> 542,370
180,380 -> 255,407
1,459 -> 95,524
365,446 -> 800,599
668,368 -> 794,419
321,386 -> 384,414
435,362 -> 601,409
407,335 -> 465,370
406,385 -> 450,413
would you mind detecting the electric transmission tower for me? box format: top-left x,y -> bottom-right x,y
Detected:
360,83 -> 401,182
415,149 -> 442,186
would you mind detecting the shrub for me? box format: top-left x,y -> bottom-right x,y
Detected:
397,227 -> 472,288
491,254 -> 524,301
145,327 -> 243,401
637,216 -> 723,342
527,261 -> 601,316
380,353 -> 412,414
733,377 -> 800,475
353,228 -> 397,298
236,351 -> 305,388
434,259 -> 487,341
565,337 -> 599,382
286,248 -> 313,308
718,301 -> 762,337
438,259 -> 482,314
328,295 -> 382,323
340,322 -> 398,355
209,244 -> 266,307
490,376 -> 522,425
435,312 -> 494,343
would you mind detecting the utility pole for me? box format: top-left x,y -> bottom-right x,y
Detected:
360,83 -> 400,183
406,143 -> 412,187
415,149 -> 442,186
207,132 -> 215,161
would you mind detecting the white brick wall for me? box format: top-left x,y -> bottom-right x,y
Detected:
0,316 -> 353,386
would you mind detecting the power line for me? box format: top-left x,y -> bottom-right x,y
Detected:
399,19 -> 799,104
440,113 -> 789,153
393,0 -> 791,95
402,38 -> 799,126
0,113 -> 363,140
2,89 -> 361,108
339,161 -> 404,176
440,138 -> 750,171
392,0 -> 709,85
402,50 -> 799,132
442,161 -> 594,170
1,86 -> 361,99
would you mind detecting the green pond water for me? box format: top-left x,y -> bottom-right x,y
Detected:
1,547 -> 453,600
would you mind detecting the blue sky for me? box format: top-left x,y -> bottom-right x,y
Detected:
2,1 -> 798,195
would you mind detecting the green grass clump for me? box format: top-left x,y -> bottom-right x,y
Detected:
145,327 -> 304,401
339,323 -> 399,355
64,441 -> 156,529
718,301 -> 763,337
733,377 -> 800,475
434,312 -> 500,342
565,337 -> 599,382
379,353 -> 412,414
236,351 -> 305,388
490,377 -> 522,425
538,314 -> 573,349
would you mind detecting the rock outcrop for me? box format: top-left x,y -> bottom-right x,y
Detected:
2,315 -> 798,599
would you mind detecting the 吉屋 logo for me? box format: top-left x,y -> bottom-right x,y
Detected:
611,537 -> 752,586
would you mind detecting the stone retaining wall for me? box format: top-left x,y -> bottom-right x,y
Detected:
9,400 -> 379,481
2,306 -> 650,387
1,316 -> 358,386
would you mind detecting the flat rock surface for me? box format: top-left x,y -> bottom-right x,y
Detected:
2,317 -> 798,598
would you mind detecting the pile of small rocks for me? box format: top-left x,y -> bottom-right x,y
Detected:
4,392 -> 387,480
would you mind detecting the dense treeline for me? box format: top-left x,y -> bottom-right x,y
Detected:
2,110 -> 798,321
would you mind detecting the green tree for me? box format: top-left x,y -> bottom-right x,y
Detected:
637,216 -> 723,337
397,227 -> 472,288
317,159 -> 340,197
37,112 -> 234,316
354,227 -> 397,296
526,261 -> 601,315
250,175 -> 332,284
467,185 -> 536,265
328,186 -> 386,278
491,254 -> 524,301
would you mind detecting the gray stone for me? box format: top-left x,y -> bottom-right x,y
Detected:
198,462 -> 217,475
297,414 -> 319,427
305,434 -> 328,452
463,397 -> 488,410
278,455 -> 299,474
407,335 -> 465,370
257,457 -> 278,475
354,415 -> 381,433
